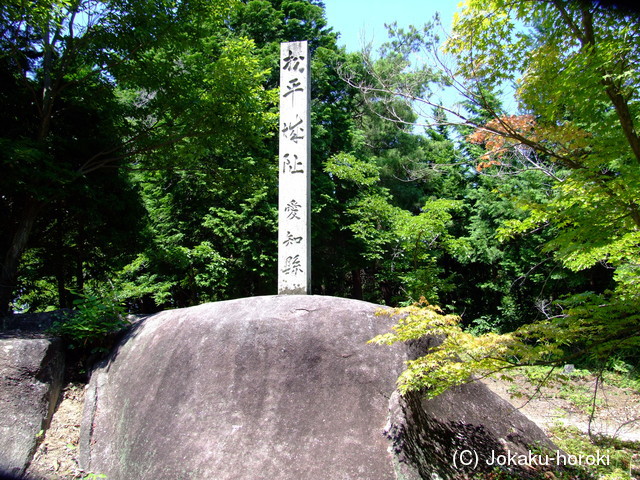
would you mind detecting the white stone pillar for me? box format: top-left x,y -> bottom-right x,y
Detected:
278,41 -> 311,294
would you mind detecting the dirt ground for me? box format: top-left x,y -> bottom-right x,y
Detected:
25,384 -> 86,480
25,371 -> 640,479
485,372 -> 640,442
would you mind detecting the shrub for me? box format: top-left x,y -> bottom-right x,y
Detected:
49,293 -> 129,351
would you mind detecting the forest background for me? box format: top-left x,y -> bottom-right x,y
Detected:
1,0 -> 638,377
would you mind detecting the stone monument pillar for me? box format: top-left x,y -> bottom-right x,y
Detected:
278,41 -> 311,294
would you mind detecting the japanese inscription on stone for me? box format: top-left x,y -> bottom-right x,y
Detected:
278,41 -> 310,294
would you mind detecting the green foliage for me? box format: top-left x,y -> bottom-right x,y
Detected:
343,192 -> 464,303
0,0 -> 274,315
370,300 -> 487,396
346,193 -> 402,261
5,0 -> 638,381
325,153 -> 380,186
370,297 -> 638,399
603,365 -> 640,393
469,467 -> 593,480
49,292 -> 129,350
448,0 -> 640,336
351,0 -> 640,407
100,0 -> 349,310
81,474 -> 108,480
549,424 -> 639,480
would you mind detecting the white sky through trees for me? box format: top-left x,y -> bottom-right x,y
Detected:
323,0 -> 519,117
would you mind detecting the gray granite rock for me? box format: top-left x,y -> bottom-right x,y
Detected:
0,336 -> 65,478
80,295 -> 406,479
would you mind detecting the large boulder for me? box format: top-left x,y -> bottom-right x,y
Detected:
80,295 -> 407,479
0,335 -> 65,478
80,295 -> 555,479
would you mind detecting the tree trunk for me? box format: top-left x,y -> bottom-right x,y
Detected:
75,227 -> 85,298
0,199 -> 42,316
351,269 -> 363,300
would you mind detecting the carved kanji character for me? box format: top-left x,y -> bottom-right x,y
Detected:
282,50 -> 305,72
283,78 -> 304,101
282,154 -> 304,174
282,116 -> 305,143
283,231 -> 303,246
282,255 -> 303,275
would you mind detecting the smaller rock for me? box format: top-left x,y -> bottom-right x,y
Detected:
0,337 -> 65,478
1,310 -> 70,334
385,381 -> 558,479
